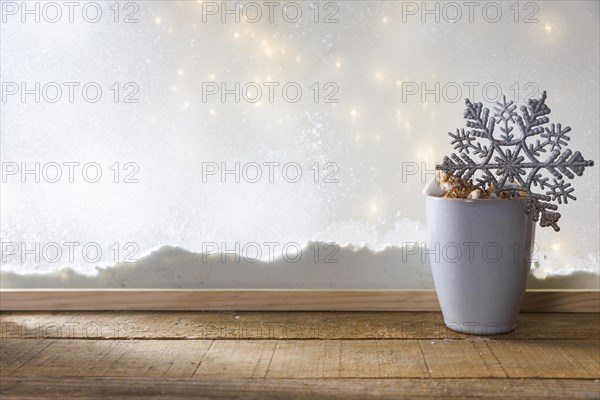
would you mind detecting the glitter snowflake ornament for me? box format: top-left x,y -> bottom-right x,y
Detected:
437,91 -> 594,231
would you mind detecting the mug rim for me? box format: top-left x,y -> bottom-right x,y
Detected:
425,194 -> 529,203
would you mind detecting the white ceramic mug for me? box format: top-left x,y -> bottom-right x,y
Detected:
426,196 -> 535,335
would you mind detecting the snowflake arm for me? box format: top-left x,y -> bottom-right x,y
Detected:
541,123 -> 571,151
516,91 -> 551,138
448,128 -> 489,158
546,179 -> 576,204
464,99 -> 496,140
494,96 -> 518,142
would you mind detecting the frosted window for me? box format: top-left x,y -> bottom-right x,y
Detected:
1,1 -> 598,288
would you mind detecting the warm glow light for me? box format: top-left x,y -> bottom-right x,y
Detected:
351,109 -> 357,117
364,194 -> 388,220
416,146 -> 437,167
335,61 -> 342,69
375,71 -> 384,80
209,109 -> 216,115
262,40 -> 275,57
545,24 -> 553,33
155,16 -> 161,24
177,69 -> 184,76
552,243 -> 561,250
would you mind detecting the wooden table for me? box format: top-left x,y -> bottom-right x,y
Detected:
1,312 -> 599,399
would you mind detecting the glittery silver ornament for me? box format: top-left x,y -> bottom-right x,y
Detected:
437,91 -> 595,231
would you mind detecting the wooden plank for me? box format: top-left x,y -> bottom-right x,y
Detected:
0,339 -> 56,376
0,290 -> 439,311
264,340 -> 430,379
96,340 -> 214,379
2,312 -> 598,340
2,338 -> 598,380
193,340 -> 276,378
337,340 -> 429,378
1,289 -> 598,312
418,340 -> 508,378
2,376 -> 600,400
6,339 -> 120,378
266,340 -> 342,378
522,290 -> 600,312
3,339 -> 213,379
487,340 -> 600,379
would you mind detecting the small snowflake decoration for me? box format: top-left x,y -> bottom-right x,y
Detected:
437,91 -> 594,231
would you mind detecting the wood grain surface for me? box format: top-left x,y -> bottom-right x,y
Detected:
1,311 -> 599,399
1,289 -> 599,312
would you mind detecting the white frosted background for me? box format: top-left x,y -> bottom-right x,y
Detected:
1,1 -> 598,286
